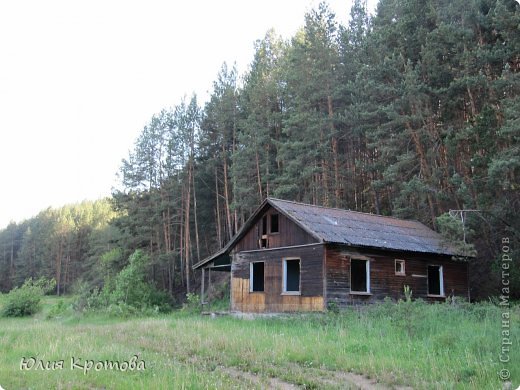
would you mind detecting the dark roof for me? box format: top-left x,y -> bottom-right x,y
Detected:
193,198 -> 458,269
269,198 -> 456,255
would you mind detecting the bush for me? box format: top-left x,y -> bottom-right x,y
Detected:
108,250 -> 173,312
182,292 -> 202,313
33,277 -> 57,295
46,299 -> 70,319
327,301 -> 340,314
2,285 -> 40,317
73,250 -> 173,316
2,277 -> 55,317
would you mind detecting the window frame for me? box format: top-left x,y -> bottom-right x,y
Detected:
427,265 -> 445,297
249,261 -> 265,293
282,257 -> 301,295
395,259 -> 406,276
350,258 -> 371,295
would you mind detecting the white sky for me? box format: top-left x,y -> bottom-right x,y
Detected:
0,0 -> 377,229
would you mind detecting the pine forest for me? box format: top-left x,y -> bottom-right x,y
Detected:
1,0 -> 518,302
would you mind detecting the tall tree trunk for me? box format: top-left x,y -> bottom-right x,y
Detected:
192,164 -> 201,264
180,188 -> 185,286
320,128 -> 330,207
215,166 -> 222,248
55,239 -> 63,296
30,242 -> 35,278
184,152 -> 194,293
9,237 -> 14,290
328,95 -> 340,207
63,254 -> 70,295
63,239 -> 71,294
266,144 -> 270,197
406,120 -> 437,226
170,219 -> 177,294
255,148 -> 263,201
222,144 -> 233,240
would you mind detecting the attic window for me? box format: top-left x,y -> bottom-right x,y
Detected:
250,262 -> 264,292
270,214 -> 279,233
258,215 -> 268,248
262,215 -> 267,235
395,259 -> 405,275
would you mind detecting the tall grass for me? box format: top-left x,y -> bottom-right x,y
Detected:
0,297 -> 517,389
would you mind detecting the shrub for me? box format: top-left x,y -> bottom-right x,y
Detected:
73,250 -> 173,316
403,285 -> 412,302
108,250 -> 172,312
33,277 -> 57,295
327,301 -> 340,314
2,277 -> 55,317
205,278 -> 230,311
182,292 -> 202,313
71,280 -> 95,312
46,299 -> 69,319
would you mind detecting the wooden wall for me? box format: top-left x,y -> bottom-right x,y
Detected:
228,205 -> 469,312
231,245 -> 325,312
234,206 -> 318,252
324,245 -> 470,307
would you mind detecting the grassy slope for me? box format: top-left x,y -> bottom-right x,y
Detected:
0,296 -> 518,389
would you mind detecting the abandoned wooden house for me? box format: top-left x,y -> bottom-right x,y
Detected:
193,198 -> 470,312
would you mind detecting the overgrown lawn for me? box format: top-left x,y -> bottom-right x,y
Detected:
0,297 -> 517,389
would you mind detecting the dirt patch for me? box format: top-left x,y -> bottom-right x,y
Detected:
317,369 -> 387,389
187,354 -> 411,389
281,363 -> 393,390
220,363 -> 411,389
220,366 -> 299,390
317,368 -> 413,389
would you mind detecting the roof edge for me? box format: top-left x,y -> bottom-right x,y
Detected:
193,198 -> 271,269
193,197 -> 327,270
266,197 -> 425,224
325,241 -> 464,257
266,198 -> 324,244
193,247 -> 228,270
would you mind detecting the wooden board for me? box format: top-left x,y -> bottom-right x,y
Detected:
231,277 -> 323,312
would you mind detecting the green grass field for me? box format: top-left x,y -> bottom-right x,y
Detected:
0,296 -> 517,389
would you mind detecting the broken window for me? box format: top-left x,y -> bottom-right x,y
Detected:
428,265 -> 444,296
351,259 -> 370,293
258,215 -> 268,248
270,213 -> 279,233
250,262 -> 264,292
259,237 -> 268,248
283,258 -> 300,293
262,215 -> 267,235
395,259 -> 405,275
